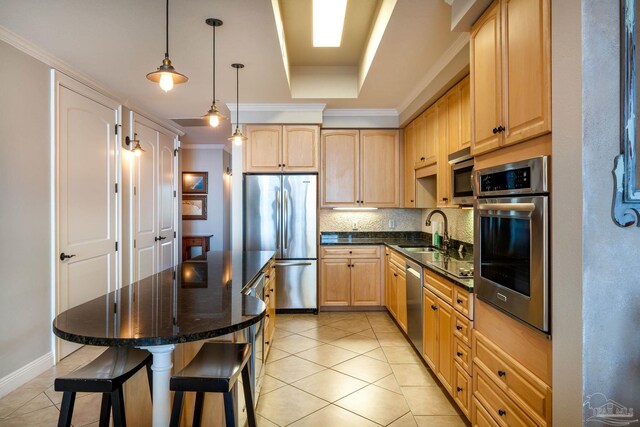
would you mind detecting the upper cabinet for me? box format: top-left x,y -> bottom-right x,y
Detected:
321,129 -> 400,208
415,108 -> 438,169
244,125 -> 319,172
471,0 -> 551,156
403,122 -> 416,208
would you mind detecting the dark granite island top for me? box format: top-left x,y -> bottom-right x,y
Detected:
53,250 -> 274,347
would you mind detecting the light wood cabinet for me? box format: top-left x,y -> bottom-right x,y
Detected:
473,397 -> 500,427
454,362 -> 472,419
436,99 -> 452,207
436,296 -> 454,394
264,260 -> 277,359
244,125 -> 319,172
396,270 -> 407,332
321,129 -> 400,208
459,76 -> 472,150
470,0 -> 551,156
422,288 -> 438,370
385,249 -> 407,332
320,246 -> 382,307
403,123 -> 416,207
414,107 -> 438,169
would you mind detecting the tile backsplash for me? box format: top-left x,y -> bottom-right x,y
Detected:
319,207 -> 474,244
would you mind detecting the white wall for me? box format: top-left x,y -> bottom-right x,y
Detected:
0,41 -> 52,379
181,147 -> 225,251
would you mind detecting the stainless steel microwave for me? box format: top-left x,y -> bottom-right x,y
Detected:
449,150 -> 474,205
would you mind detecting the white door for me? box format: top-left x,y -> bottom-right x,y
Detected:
55,74 -> 119,358
133,114 -> 176,281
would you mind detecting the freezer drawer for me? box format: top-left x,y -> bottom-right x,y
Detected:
275,260 -> 318,309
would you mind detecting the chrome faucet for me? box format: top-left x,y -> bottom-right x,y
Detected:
425,209 -> 450,251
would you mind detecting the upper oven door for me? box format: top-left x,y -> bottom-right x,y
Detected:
474,196 -> 549,333
451,160 -> 474,205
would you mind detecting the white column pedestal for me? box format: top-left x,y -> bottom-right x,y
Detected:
139,344 -> 175,427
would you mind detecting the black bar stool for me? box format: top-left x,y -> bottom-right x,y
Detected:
54,348 -> 152,427
169,342 -> 255,427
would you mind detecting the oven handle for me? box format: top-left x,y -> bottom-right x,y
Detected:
476,202 -> 536,212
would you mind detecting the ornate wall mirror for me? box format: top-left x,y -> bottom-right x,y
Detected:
613,0 -> 640,226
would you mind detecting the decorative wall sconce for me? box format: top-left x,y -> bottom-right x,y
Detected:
125,133 -> 145,156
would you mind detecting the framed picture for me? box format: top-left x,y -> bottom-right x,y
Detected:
182,171 -> 208,194
182,195 -> 207,220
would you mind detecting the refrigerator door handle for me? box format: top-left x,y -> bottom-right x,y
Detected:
283,189 -> 289,249
276,190 -> 281,249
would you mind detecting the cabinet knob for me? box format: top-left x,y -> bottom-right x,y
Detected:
456,298 -> 463,304
265,341 -> 270,345
498,409 -> 506,417
349,250 -> 352,254
420,156 -> 425,161
410,199 -> 414,203
393,273 -> 398,277
492,127 -> 498,134
456,325 -> 463,331
266,314 -> 270,318
456,352 -> 463,357
283,164 -> 286,167
270,288 -> 274,292
497,125 -> 505,133
498,370 -> 506,377
456,387 -> 463,392
431,304 -> 438,311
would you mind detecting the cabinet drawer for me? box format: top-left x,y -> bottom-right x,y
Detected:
473,397 -> 500,427
474,331 -> 551,426
389,251 -> 406,270
424,268 -> 454,305
454,336 -> 472,375
453,311 -> 472,346
474,368 -> 537,427
454,287 -> 474,320
321,245 -> 381,258
453,363 -> 472,419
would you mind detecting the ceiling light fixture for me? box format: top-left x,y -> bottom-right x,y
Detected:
313,0 -> 348,47
146,0 -> 188,91
228,63 -> 247,146
202,18 -> 226,127
125,134 -> 145,156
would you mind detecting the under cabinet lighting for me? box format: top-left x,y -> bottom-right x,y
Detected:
313,0 -> 348,47
333,207 -> 378,211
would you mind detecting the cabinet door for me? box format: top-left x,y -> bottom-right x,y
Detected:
459,76 -> 472,150
471,1 -> 502,156
436,300 -> 454,394
387,259 -> 398,318
436,99 -> 452,207
245,125 -> 282,172
351,258 -> 381,306
321,130 -> 359,207
360,130 -> 400,207
414,113 -> 427,169
423,288 -> 438,370
396,271 -> 407,332
403,123 -> 416,207
320,258 -> 351,306
283,125 -> 319,172
424,107 -> 438,166
502,0 -> 551,145
446,86 -> 462,155
453,363 -> 472,418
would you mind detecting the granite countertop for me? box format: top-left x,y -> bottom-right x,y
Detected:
53,250 -> 274,347
321,232 -> 474,291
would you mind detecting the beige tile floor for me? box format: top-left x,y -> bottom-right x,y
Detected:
257,312 -> 467,427
0,312 -> 467,426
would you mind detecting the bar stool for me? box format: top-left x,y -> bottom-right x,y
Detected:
54,348 -> 152,427
169,342 -> 255,427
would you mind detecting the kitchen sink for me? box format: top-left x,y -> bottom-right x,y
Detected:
400,246 -> 442,254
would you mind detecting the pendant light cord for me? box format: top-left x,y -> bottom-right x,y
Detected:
165,0 -> 169,58
212,25 -> 216,103
236,65 -> 240,129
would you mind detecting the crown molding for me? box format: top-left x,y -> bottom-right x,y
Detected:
397,32 -> 470,116
226,103 -> 327,112
323,108 -> 399,117
0,24 -> 184,136
181,144 -> 227,150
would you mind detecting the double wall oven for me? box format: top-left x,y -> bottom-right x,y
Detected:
473,156 -> 550,333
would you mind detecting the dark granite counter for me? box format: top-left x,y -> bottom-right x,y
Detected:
53,250 -> 274,347
321,232 -> 473,291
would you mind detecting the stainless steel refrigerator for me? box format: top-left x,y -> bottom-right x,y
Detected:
244,174 -> 317,311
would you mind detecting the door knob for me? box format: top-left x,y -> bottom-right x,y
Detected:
60,253 -> 76,261
155,236 -> 167,241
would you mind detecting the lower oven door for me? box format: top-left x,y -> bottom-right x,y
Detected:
474,196 -> 549,332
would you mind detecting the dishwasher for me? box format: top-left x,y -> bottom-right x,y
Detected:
405,259 -> 423,351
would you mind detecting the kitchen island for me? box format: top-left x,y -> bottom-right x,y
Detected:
53,250 -> 274,427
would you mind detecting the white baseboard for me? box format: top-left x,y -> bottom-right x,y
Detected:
0,352 -> 54,399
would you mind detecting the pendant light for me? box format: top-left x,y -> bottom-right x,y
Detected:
146,0 -> 188,91
228,63 -> 247,146
202,18 -> 226,127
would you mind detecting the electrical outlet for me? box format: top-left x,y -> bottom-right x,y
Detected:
352,220 -> 359,230
388,219 -> 396,229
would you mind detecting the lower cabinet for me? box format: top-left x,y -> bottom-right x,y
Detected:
422,287 -> 453,394
264,260 -> 277,359
320,249 -> 381,307
385,250 -> 407,332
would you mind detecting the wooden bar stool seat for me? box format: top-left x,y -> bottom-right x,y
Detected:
169,342 -> 255,427
54,348 -> 152,427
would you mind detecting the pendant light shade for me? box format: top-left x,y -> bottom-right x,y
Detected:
146,0 -> 188,91
229,63 -> 247,146
202,18 -> 226,128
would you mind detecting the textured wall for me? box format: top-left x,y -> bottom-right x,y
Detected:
319,209 -> 423,232
422,208 -> 474,244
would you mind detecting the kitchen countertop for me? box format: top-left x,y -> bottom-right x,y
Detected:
320,232 -> 473,291
53,250 -> 274,347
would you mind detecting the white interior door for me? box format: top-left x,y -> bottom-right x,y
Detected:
55,75 -> 118,358
133,114 -> 176,281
